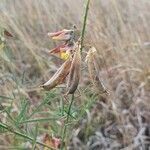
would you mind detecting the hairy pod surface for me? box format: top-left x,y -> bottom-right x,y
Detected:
86,47 -> 107,93
66,44 -> 81,94
41,59 -> 72,90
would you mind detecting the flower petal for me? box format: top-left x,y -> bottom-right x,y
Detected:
48,29 -> 74,41
49,44 -> 66,54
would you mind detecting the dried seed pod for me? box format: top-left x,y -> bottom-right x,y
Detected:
66,43 -> 81,94
86,47 -> 108,94
41,59 -> 72,91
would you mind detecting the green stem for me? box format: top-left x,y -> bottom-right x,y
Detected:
0,122 -> 55,149
61,94 -> 74,150
80,0 -> 91,52
61,0 -> 90,149
19,117 -> 60,124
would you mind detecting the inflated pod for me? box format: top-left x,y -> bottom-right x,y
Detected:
66,44 -> 81,94
41,59 -> 72,91
85,47 -> 108,94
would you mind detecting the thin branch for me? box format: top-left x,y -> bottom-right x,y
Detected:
19,117 -> 61,124
61,94 -> 74,144
80,0 -> 91,52
0,122 -> 56,150
61,0 -> 90,149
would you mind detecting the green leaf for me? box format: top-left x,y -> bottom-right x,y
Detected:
16,99 -> 29,124
0,44 -> 10,62
0,43 -> 4,50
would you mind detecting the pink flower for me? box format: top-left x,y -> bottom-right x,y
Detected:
48,29 -> 74,41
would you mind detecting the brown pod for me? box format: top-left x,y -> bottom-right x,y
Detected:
86,47 -> 108,94
41,59 -> 71,91
66,44 -> 81,94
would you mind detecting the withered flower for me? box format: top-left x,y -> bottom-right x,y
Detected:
49,43 -> 74,60
48,29 -> 74,41
43,134 -> 61,149
4,30 -> 13,37
48,29 -> 75,60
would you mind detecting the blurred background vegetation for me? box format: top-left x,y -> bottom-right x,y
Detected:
0,0 -> 150,149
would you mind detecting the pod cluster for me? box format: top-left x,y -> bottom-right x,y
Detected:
41,28 -> 81,95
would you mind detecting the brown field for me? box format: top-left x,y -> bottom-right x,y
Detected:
0,0 -> 150,149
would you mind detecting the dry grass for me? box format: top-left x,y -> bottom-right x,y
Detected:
0,0 -> 150,149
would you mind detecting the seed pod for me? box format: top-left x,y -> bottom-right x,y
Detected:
86,47 -> 108,94
41,59 -> 72,91
66,43 -> 81,94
